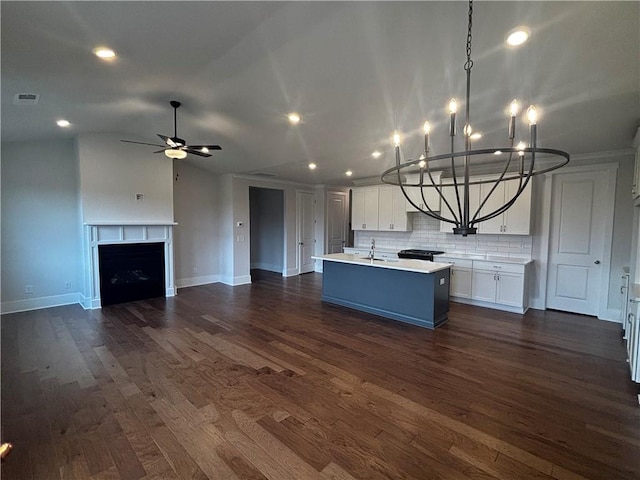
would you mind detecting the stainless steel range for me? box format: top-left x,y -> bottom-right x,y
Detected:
397,249 -> 445,261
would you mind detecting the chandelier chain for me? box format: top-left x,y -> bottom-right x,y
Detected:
464,0 -> 474,72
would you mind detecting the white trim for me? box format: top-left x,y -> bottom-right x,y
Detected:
1,293 -> 82,314
600,308 -> 622,323
233,173 -> 316,189
220,275 -> 252,286
283,268 -> 299,277
176,275 -> 220,288
450,296 -> 527,314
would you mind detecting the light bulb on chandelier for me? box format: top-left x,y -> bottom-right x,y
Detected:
381,0 -> 569,236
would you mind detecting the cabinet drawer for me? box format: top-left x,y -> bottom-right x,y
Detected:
472,260 -> 525,274
438,257 -> 473,269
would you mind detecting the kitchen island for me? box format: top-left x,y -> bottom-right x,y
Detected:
313,253 -> 451,329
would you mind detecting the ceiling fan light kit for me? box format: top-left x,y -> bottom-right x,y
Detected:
165,149 -> 187,159
381,0 -> 569,236
121,100 -> 222,159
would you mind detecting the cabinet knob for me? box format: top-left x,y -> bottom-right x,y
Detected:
594,260 -> 601,265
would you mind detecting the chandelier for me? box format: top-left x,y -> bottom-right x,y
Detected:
381,0 -> 569,236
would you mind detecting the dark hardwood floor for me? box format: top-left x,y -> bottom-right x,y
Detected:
2,270 -> 639,479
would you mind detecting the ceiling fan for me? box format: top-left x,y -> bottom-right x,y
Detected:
121,100 -> 222,159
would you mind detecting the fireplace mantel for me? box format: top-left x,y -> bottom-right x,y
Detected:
82,223 -> 176,309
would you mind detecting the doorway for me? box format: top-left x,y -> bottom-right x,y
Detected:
249,187 -> 285,277
327,191 -> 348,253
545,166 -> 617,316
297,191 -> 315,274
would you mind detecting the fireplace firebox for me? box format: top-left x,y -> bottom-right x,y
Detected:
98,242 -> 165,307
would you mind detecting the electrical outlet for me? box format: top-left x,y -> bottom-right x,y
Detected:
192,266 -> 198,274
65,281 -> 72,290
25,285 -> 33,294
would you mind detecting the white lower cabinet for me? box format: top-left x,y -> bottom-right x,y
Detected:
471,260 -> 527,310
438,257 -> 472,298
439,257 -> 531,313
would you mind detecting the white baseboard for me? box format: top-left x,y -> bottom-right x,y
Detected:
1,292 -> 82,314
176,274 -> 220,288
283,268 -> 299,277
220,275 -> 252,286
599,308 -> 622,323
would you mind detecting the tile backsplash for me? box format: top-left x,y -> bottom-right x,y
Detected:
353,213 -> 532,259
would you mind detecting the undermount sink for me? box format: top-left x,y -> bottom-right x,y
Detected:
360,256 -> 399,263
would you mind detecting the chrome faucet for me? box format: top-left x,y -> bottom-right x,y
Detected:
368,238 -> 376,260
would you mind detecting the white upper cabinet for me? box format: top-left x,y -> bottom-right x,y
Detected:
351,186 -> 411,231
478,178 -> 532,235
403,172 -> 442,212
351,187 -> 379,230
378,186 -> 412,231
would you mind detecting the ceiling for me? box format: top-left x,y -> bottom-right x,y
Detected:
2,1 -> 638,186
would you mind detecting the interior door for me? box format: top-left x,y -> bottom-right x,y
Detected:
546,171 -> 609,315
327,192 -> 347,253
297,191 -> 315,274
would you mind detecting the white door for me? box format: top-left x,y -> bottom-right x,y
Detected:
327,192 -> 347,254
546,171 -> 609,315
297,191 -> 315,274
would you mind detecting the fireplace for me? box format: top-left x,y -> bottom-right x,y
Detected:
98,243 -> 165,306
83,223 -> 176,309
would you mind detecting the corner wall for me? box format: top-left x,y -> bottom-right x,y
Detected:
1,139 -> 83,313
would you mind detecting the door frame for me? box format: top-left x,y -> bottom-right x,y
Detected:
325,190 -> 349,255
537,163 -> 618,320
296,190 -> 316,275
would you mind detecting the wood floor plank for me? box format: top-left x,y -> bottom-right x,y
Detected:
2,271 -> 638,480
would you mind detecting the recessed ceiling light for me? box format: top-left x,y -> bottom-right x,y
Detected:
372,151 -> 382,159
56,119 -> 70,127
308,163 -> 317,170
470,132 -> 482,140
201,147 -> 209,153
92,46 -> 117,60
345,170 -> 353,177
288,112 -> 301,125
506,27 -> 530,46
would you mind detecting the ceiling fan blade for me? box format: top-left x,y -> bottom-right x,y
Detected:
184,148 -> 212,158
157,134 -> 177,147
188,145 -> 222,151
153,149 -> 168,154
121,139 -> 166,147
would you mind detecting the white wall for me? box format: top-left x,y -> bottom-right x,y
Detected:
173,161 -> 220,287
1,139 -> 83,312
224,176 -> 316,284
78,133 -> 173,223
249,187 -> 284,273
218,174 -> 236,284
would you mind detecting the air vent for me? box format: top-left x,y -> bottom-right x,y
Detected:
13,93 -> 40,105
252,172 -> 277,177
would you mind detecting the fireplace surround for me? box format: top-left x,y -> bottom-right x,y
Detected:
83,223 -> 176,309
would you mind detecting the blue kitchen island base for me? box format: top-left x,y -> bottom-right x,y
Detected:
320,259 -> 450,329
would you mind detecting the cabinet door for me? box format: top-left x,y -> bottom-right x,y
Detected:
451,267 -> 472,298
471,270 -> 497,302
405,173 -> 442,212
495,272 -> 525,307
440,182 -> 481,233
378,187 -> 394,231
503,179 -> 532,235
351,188 -> 379,230
478,180 -> 505,234
392,188 -> 411,231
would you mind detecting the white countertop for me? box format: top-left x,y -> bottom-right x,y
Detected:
345,247 -> 533,265
437,253 -> 533,265
313,253 -> 451,274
